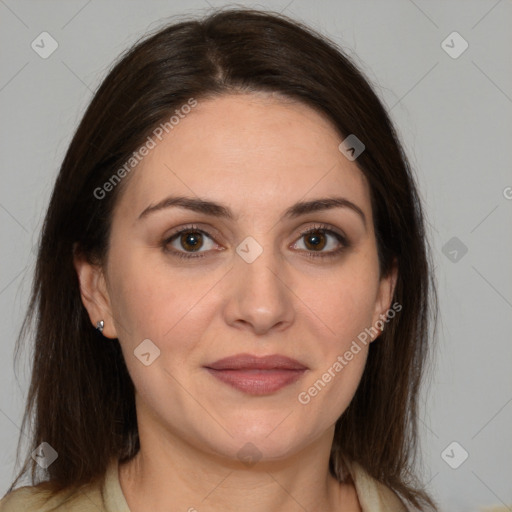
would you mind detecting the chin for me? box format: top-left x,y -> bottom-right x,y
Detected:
218,423 -> 312,460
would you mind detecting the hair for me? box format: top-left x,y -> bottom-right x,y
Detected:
7,6 -> 438,510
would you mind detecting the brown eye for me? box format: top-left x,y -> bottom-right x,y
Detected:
179,231 -> 204,252
303,230 -> 327,251
163,226 -> 218,258
292,225 -> 349,259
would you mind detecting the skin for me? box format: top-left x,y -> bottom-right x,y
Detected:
74,92 -> 397,512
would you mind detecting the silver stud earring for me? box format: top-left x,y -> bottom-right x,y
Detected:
96,320 -> 104,334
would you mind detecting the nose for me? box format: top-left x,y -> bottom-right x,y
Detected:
222,240 -> 295,336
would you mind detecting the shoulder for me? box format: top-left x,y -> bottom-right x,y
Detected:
0,481 -> 105,512
0,485 -> 60,512
0,458 -> 128,512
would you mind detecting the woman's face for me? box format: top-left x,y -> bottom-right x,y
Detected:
77,93 -> 397,463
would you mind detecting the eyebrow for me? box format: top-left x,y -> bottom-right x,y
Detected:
137,195 -> 366,228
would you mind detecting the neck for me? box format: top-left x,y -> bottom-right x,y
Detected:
118,421 -> 359,512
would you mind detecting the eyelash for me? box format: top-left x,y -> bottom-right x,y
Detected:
162,223 -> 350,260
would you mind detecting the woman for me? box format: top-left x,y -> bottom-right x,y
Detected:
0,7 -> 437,511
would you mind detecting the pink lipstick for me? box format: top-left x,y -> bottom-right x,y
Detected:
204,353 -> 307,395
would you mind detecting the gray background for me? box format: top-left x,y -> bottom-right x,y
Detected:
1,1 -> 511,510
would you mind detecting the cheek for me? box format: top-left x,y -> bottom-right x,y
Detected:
106,248 -> 219,366
105,252 -> 206,403
296,334 -> 368,431
292,253 -> 379,414
106,248 -> 183,343
296,259 -> 380,346
296,279 -> 372,425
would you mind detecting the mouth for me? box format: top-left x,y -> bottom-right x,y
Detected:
203,353 -> 308,396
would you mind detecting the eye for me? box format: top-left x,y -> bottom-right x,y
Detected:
292,224 -> 349,258
163,225 -> 218,259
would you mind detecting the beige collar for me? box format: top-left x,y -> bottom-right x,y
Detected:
345,459 -> 409,511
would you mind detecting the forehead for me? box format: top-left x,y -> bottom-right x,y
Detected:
115,93 -> 371,222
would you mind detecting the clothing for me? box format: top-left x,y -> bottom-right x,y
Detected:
0,458 -> 407,511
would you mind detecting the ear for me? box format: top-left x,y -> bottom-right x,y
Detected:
370,257 -> 398,341
73,246 -> 118,339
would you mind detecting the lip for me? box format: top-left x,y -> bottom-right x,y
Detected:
205,353 -> 308,371
204,353 -> 308,396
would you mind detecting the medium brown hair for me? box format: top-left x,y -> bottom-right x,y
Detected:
7,7 -> 438,510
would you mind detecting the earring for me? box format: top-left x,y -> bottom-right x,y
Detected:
96,320 -> 104,334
